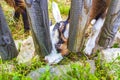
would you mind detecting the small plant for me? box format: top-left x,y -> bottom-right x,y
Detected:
66,62 -> 98,80
39,65 -> 51,80
112,43 -> 119,48
94,53 -> 120,80
38,62 -> 98,80
109,56 -> 120,79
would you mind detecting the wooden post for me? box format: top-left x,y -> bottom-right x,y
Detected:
68,0 -> 92,52
25,0 -> 52,57
0,5 -> 18,60
98,0 -> 120,48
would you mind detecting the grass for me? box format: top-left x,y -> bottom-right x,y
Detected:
0,52 -> 120,80
1,0 -> 70,40
1,1 -> 30,40
0,57 -> 43,80
1,0 -> 120,80
48,0 -> 70,23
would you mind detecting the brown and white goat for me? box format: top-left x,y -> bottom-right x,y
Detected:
84,0 -> 111,55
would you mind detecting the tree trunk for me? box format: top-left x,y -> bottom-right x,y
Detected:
98,0 -> 120,48
68,0 -> 92,52
25,0 -> 52,57
0,5 -> 18,60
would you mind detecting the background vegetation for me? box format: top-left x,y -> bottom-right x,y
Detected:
0,0 -> 120,80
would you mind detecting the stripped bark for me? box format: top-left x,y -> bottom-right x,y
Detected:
98,0 -> 120,48
68,0 -> 92,52
84,0 -> 111,55
0,5 -> 18,60
25,0 -> 52,57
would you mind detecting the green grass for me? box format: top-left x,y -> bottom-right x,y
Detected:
112,43 -> 119,48
0,57 -> 43,80
1,0 -> 120,80
0,53 -> 120,80
1,0 -> 70,40
1,1 -> 30,40
48,0 -> 70,23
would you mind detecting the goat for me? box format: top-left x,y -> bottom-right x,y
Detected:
4,0 -> 30,32
84,0 -> 111,55
45,2 -> 70,64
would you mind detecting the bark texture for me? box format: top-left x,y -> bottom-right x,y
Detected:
98,0 -> 120,48
68,0 -> 92,52
0,5 -> 18,60
25,0 -> 52,57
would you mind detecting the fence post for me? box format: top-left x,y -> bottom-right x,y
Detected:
25,0 -> 52,57
98,0 -> 120,48
68,0 -> 91,52
0,5 -> 18,60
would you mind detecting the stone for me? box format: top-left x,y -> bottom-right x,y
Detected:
101,48 -> 120,62
87,60 -> 96,74
16,36 -> 35,64
27,60 -> 96,80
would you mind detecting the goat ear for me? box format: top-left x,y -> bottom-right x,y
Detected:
52,1 -> 62,22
